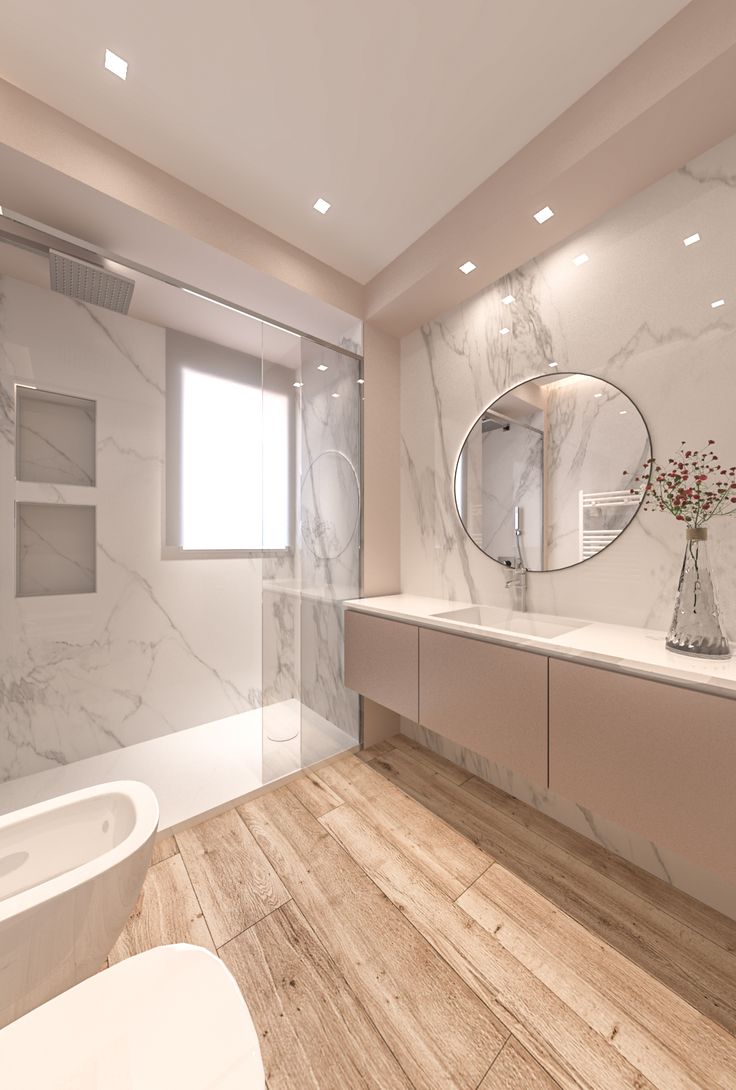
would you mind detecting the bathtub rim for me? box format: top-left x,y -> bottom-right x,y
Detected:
0,780 -> 159,924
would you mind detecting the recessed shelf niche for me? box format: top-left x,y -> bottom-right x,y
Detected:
16,503 -> 96,597
16,386 -> 96,486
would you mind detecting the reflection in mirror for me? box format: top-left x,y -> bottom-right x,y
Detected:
454,373 -> 651,572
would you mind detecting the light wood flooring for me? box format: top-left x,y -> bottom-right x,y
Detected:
109,733 -> 736,1089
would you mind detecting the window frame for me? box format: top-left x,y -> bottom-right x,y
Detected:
163,329 -> 295,560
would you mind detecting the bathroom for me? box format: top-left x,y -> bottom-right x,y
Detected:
1,2 -> 736,1087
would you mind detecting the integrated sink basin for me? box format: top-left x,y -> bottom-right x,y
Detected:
432,606 -> 586,640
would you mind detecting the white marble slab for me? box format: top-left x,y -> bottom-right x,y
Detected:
0,698 -> 356,835
344,593 -> 736,700
400,130 -> 736,635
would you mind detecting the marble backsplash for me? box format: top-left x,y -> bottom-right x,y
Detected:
400,130 -> 736,632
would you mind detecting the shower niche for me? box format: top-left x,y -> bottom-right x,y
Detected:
16,387 -> 96,486
15,386 -> 97,597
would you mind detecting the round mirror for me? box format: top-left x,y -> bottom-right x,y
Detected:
454,373 -> 651,572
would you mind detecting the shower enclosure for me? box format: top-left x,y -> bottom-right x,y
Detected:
0,218 -> 361,826
260,326 -> 361,783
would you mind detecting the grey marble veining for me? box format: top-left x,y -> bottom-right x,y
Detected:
0,276 -> 264,781
294,338 -> 361,743
400,130 -> 736,632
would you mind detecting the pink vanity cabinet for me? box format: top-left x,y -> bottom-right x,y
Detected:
344,611 -> 548,787
548,659 -> 736,883
344,611 -> 419,721
418,628 -> 548,787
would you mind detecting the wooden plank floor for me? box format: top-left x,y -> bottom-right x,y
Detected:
110,735 -> 736,1089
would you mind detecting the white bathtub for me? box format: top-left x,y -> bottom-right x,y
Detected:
0,780 -> 159,1028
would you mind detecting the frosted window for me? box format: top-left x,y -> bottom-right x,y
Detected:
179,367 -> 290,551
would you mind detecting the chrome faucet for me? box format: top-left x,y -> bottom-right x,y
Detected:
505,561 -> 527,613
505,505 -> 528,612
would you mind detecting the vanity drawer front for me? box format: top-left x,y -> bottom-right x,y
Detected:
549,659 -> 736,881
344,611 -> 419,720
418,629 -> 548,787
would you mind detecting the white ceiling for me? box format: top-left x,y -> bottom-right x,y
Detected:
0,0 -> 690,283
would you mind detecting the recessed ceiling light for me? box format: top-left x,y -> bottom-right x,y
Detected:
683,232 -> 700,246
459,260 -> 476,275
293,381 -> 303,388
548,361 -> 558,368
533,206 -> 554,224
357,378 -> 365,384
313,197 -> 331,214
501,294 -> 515,305
572,253 -> 589,266
331,392 -> 340,398
104,49 -> 128,80
317,364 -> 328,371
594,392 -> 603,398
499,327 -> 510,336
711,298 -> 725,308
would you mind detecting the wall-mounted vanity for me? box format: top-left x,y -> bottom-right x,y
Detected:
344,595 -> 736,887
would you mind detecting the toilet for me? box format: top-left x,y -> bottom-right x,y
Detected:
0,781 -> 159,1027
0,943 -> 266,1088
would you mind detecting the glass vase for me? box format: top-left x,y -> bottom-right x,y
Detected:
666,526 -> 730,658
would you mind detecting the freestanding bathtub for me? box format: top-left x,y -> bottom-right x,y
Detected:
0,780 -> 159,1027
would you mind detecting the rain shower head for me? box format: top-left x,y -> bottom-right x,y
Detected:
49,250 -> 135,314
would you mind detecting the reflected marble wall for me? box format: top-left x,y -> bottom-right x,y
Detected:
260,337 -> 361,746
0,276 -> 261,781
298,339 -> 361,740
544,375 -> 650,569
401,131 -> 736,633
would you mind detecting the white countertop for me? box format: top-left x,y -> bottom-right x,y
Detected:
263,579 -> 357,603
343,594 -> 736,701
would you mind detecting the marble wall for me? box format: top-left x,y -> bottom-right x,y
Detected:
0,276 -> 262,781
0,275 -> 362,783
401,131 -> 736,632
263,336 -> 361,751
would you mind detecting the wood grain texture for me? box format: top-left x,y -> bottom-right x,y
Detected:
461,773 -> 736,956
176,808 -> 290,947
150,834 -> 178,866
480,1037 -> 560,1090
316,754 -> 491,898
238,787 -> 506,1090
370,745 -> 736,1035
109,854 -> 214,964
287,769 -> 343,817
391,732 -> 471,785
459,865 -> 736,1090
110,730 -> 736,1090
356,737 -> 397,763
321,802 -> 656,1090
220,901 -> 414,1090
